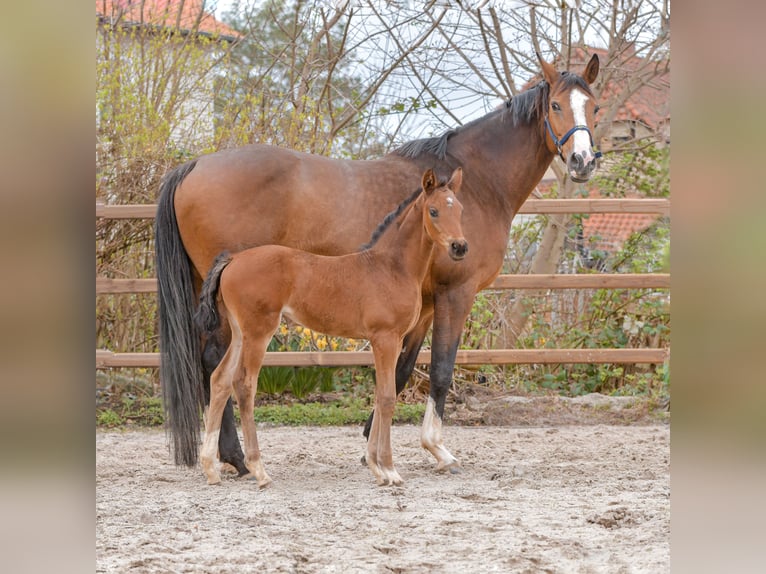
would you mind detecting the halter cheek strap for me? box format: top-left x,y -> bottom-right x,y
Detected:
545,117 -> 603,162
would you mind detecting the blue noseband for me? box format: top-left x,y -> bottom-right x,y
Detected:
545,117 -> 602,163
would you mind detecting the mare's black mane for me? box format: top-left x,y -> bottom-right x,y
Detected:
392,72 -> 592,161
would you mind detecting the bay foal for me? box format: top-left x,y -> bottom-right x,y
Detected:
194,168 -> 467,486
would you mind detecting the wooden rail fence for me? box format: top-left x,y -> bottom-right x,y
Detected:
96,198 -> 670,368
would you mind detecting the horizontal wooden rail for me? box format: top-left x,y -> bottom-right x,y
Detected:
96,347 -> 669,369
487,273 -> 669,289
519,198 -> 669,216
96,198 -> 671,219
97,278 -> 157,293
96,273 -> 670,294
96,204 -> 157,218
96,197 -> 671,369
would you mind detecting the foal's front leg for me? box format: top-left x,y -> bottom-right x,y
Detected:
363,309 -> 433,440
367,336 -> 404,486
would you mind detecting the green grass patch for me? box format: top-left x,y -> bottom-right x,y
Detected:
97,409 -> 124,427
253,398 -> 424,426
96,396 -> 164,427
96,395 -> 425,428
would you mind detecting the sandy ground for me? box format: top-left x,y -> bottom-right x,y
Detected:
97,420 -> 669,573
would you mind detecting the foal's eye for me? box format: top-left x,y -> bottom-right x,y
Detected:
594,105 -> 600,115
551,102 -> 561,112
429,208 -> 439,218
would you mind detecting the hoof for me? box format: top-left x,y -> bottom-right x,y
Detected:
436,460 -> 461,474
220,462 -> 241,476
206,476 -> 222,486
376,471 -> 404,487
377,478 -> 404,487
243,473 -> 272,489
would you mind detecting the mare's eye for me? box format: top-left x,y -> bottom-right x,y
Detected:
594,105 -> 600,115
551,102 -> 561,112
429,208 -> 439,218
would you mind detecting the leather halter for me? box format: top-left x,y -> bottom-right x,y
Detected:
544,116 -> 602,163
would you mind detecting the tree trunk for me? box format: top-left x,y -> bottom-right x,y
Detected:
501,174 -> 573,347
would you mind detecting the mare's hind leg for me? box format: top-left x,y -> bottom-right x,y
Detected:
421,288 -> 474,473
200,341 -> 241,485
202,331 -> 248,476
363,309 -> 433,440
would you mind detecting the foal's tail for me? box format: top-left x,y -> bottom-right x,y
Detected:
155,160 -> 204,467
194,252 -> 233,337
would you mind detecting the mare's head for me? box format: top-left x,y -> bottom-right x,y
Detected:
421,168 -> 468,261
538,52 -> 601,183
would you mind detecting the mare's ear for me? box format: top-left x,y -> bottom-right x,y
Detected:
448,167 -> 463,193
537,51 -> 558,86
583,53 -> 599,85
422,169 -> 437,195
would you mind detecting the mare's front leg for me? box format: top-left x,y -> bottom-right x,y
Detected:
421,287 -> 474,473
202,332 -> 248,476
367,334 -> 404,486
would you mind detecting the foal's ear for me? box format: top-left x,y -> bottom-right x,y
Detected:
447,167 -> 463,193
537,51 -> 558,86
583,53 -> 599,85
422,169 -> 437,194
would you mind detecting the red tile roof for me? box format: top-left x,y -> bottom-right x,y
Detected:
96,0 -> 240,41
576,46 -> 670,130
535,181 -> 660,253
581,212 -> 658,253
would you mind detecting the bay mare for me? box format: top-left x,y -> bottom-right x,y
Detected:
155,53 -> 601,476
195,169 -> 466,486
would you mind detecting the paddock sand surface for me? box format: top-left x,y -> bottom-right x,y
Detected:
97,419 -> 669,573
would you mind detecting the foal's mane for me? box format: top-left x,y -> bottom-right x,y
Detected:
392,72 -> 593,161
360,186 -> 423,251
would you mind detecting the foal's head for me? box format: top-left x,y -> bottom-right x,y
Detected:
538,52 -> 601,183
421,168 -> 468,261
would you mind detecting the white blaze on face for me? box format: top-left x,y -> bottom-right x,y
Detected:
569,88 -> 594,165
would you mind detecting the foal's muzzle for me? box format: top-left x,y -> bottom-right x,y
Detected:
449,240 -> 468,260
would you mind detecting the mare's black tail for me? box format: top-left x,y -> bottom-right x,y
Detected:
154,160 -> 204,466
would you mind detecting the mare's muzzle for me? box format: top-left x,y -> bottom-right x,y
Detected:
568,151 -> 597,183
545,118 -> 601,183
449,239 -> 468,260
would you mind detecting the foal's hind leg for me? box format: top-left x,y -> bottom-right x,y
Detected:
202,331 -> 248,476
200,342 -> 241,485
233,320 -> 279,488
